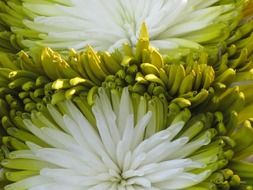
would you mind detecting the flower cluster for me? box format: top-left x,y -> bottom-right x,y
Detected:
0,0 -> 252,190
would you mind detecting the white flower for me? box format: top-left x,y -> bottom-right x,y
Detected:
2,0 -> 240,51
4,88 -> 213,190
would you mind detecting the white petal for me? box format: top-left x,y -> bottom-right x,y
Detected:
29,183 -> 83,190
131,111 -> 152,149
118,88 -> 133,135
5,176 -> 51,190
36,148 -> 95,175
155,171 -> 211,189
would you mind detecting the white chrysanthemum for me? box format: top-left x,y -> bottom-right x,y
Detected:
4,88 -> 213,190
3,0 -> 240,51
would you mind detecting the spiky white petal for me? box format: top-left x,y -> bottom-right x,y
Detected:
6,88 -> 212,190
5,0 -> 239,51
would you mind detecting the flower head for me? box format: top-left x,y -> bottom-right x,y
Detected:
2,87 -> 217,190
0,0 -> 244,52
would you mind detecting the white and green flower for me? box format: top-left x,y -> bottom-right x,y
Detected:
0,1 -> 253,190
0,0 -> 244,52
2,87 -> 219,190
